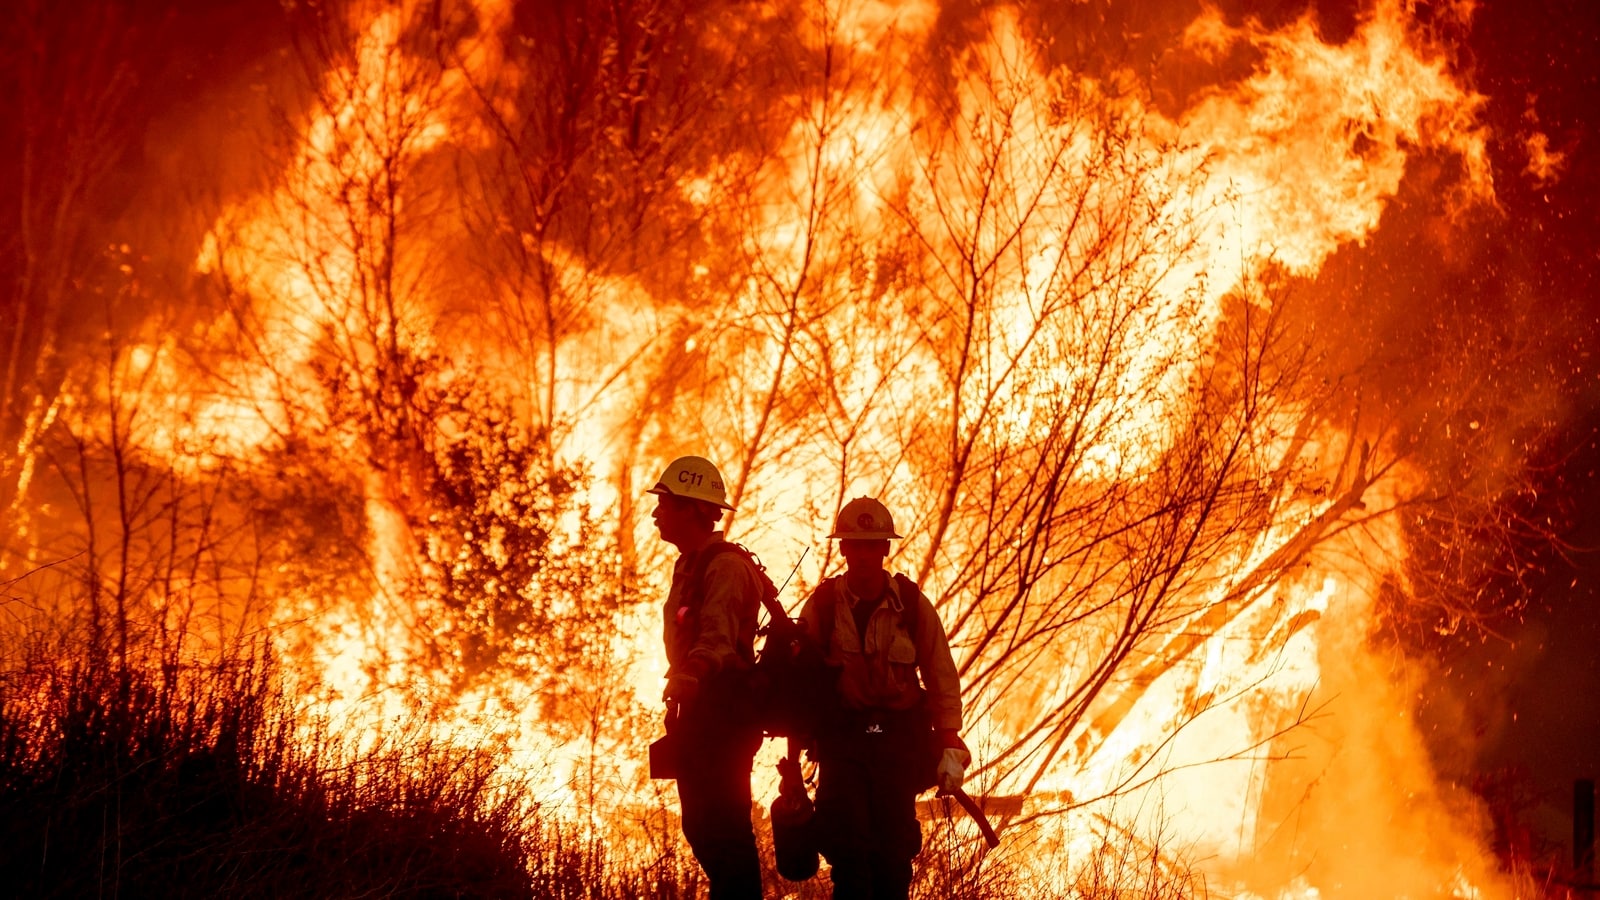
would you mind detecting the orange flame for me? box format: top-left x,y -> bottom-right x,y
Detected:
57,0 -> 1522,893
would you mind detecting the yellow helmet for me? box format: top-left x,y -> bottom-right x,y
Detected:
828,497 -> 902,540
646,455 -> 736,510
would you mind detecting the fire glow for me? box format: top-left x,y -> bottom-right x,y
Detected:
5,0 -> 1544,896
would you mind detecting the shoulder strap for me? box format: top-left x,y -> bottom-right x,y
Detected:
689,541 -> 785,626
813,578 -> 839,652
813,574 -> 918,653
677,542 -> 778,666
892,573 -> 921,640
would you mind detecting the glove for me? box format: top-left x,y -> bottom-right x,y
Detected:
663,673 -> 701,706
936,746 -> 971,794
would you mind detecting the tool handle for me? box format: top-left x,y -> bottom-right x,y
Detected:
949,787 -> 1000,848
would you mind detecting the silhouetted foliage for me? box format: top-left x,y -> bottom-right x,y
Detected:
0,653 -> 537,899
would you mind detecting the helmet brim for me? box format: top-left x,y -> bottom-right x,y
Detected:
646,482 -> 736,511
828,530 -> 902,540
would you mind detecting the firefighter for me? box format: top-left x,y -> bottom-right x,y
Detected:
648,455 -> 765,900
798,497 -> 969,900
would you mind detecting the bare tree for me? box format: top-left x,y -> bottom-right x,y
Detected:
0,1 -> 1549,887
640,5 -> 1526,840
0,0 -> 146,562
0,2 -> 310,671
188,1 -> 636,737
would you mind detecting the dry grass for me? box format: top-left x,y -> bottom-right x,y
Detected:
0,648 -> 703,899
3,644 -> 1485,899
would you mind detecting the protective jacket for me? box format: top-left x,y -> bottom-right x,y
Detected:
663,532 -> 764,683
659,532 -> 766,900
799,573 -> 962,733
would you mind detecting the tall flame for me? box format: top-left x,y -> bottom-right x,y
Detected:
42,0 -> 1530,894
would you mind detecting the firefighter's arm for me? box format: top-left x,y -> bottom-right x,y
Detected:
907,588 -> 970,790
679,554 -> 761,684
913,590 -> 963,733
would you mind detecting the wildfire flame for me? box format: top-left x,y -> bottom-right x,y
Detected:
13,0 -> 1540,895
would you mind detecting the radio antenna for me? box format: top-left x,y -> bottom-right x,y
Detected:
776,547 -> 808,595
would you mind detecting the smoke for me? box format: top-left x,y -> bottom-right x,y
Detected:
7,0 -> 1595,895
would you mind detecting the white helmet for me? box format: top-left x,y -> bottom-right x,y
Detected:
646,455 -> 736,510
828,497 -> 902,540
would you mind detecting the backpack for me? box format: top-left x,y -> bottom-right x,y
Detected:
680,542 -> 836,738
